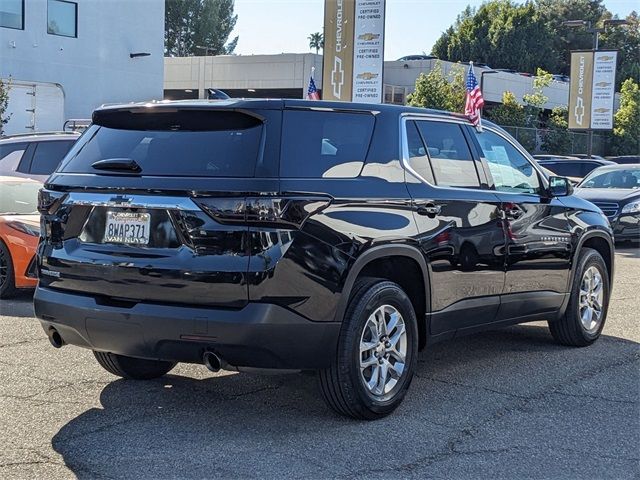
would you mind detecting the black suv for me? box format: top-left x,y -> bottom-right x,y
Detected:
35,100 -> 614,419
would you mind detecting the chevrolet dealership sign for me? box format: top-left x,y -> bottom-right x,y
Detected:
322,0 -> 386,103
568,50 -> 618,130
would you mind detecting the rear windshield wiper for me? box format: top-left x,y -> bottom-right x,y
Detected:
91,158 -> 142,173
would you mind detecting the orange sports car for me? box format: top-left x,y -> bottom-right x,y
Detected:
0,176 -> 42,298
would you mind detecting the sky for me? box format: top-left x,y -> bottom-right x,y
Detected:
230,0 -> 638,60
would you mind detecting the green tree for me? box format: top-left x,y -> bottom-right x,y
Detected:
431,0 -> 639,82
542,107 -> 572,154
536,0 -> 606,75
407,62 -> 466,112
599,12 -> 640,88
308,32 -> 324,54
0,77 -> 11,136
523,68 -> 553,127
430,1 -> 557,73
486,91 -> 525,126
165,0 -> 238,57
611,78 -> 640,155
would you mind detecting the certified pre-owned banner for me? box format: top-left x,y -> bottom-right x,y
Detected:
352,0 -> 386,103
590,51 -> 617,130
568,50 -> 617,130
322,0 -> 356,101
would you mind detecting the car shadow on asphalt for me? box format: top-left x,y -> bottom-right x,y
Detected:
49,324 -> 640,479
0,291 -> 34,318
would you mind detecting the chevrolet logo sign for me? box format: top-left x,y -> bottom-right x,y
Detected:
574,97 -> 585,126
598,55 -> 614,61
595,82 -> 611,87
357,72 -> 379,80
357,33 -> 380,41
331,56 -> 345,99
594,107 -> 610,113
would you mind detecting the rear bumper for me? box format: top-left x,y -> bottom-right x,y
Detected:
34,287 -> 340,370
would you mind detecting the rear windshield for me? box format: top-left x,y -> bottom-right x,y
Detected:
59,110 -> 263,177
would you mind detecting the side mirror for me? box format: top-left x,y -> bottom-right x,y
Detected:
548,176 -> 574,197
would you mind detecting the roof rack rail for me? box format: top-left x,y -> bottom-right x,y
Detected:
63,118 -> 91,132
0,131 -> 79,140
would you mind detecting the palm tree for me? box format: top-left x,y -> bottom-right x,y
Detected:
308,32 -> 324,54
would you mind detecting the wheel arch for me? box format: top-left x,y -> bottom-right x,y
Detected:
573,230 -> 614,286
334,245 -> 430,349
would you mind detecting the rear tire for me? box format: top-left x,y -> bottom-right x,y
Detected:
0,241 -> 17,299
93,351 -> 176,379
548,248 -> 610,347
319,278 -> 418,420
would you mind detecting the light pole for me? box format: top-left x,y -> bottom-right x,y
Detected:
562,18 -> 629,158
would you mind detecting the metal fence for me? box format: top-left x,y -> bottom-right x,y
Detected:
501,126 -> 609,156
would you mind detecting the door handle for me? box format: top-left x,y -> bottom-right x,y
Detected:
504,207 -> 523,219
416,203 -> 441,217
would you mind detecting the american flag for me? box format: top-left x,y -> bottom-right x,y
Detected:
307,68 -> 320,100
465,63 -> 485,127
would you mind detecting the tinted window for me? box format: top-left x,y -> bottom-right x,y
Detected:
541,161 -> 597,178
0,0 -> 23,29
405,121 -> 434,184
280,110 -> 374,178
29,140 -> 75,175
0,142 -> 28,169
415,121 -> 479,188
474,130 -> 540,194
61,119 -> 263,178
48,0 -> 77,37
580,169 -> 640,189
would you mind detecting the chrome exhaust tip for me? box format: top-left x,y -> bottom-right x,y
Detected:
203,351 -> 222,372
48,328 -> 64,348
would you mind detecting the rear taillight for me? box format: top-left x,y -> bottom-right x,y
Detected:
193,196 -> 331,229
38,189 -> 67,214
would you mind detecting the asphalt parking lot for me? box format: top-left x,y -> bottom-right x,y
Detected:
1,247 -> 638,479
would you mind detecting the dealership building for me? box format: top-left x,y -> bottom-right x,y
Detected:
0,0 -> 164,133
165,53 -> 573,111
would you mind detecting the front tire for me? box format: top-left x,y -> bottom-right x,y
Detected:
93,351 -> 176,379
319,279 -> 418,420
0,241 -> 17,299
548,248 -> 610,347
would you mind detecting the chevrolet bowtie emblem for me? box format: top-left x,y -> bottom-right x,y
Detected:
110,195 -> 132,204
574,97 -> 585,126
332,56 -> 345,99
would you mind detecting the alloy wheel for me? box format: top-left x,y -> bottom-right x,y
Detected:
579,265 -> 604,334
359,304 -> 408,396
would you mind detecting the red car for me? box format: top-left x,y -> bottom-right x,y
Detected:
0,176 -> 42,298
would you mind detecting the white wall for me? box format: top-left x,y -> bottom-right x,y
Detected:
165,53 -> 323,98
0,0 -> 164,124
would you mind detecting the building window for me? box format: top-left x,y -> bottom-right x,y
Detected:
47,0 -> 77,38
0,0 -> 24,30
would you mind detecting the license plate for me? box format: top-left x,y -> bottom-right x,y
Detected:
104,211 -> 151,245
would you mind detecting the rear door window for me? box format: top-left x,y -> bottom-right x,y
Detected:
0,142 -> 28,171
28,140 -> 75,175
415,121 -> 480,188
541,162 -> 581,178
60,111 -> 264,177
280,110 -> 374,178
405,121 -> 435,184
